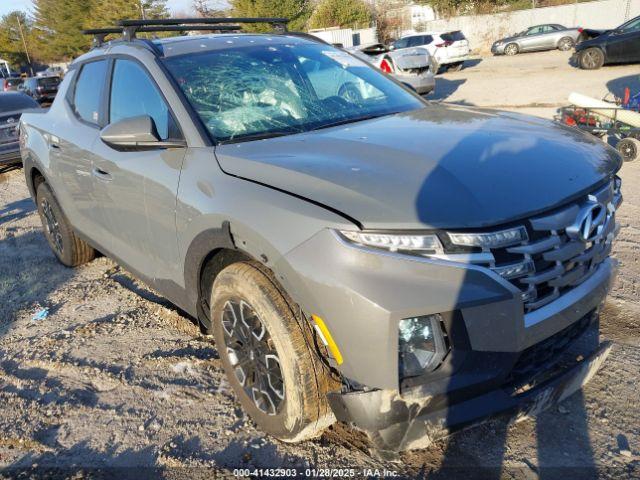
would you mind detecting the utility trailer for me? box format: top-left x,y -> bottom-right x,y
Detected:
557,92 -> 640,162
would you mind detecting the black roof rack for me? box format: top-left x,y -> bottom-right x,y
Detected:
118,17 -> 288,28
83,17 -> 290,46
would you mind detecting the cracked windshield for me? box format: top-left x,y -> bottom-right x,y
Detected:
163,40 -> 423,143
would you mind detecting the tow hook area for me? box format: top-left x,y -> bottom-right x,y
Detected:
327,341 -> 612,456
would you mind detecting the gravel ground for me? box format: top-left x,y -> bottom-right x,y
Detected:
430,50 -> 640,120
0,52 -> 639,479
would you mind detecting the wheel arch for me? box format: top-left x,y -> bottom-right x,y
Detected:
23,153 -> 46,201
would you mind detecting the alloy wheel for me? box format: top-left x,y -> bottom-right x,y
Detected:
222,299 -> 285,415
618,139 -> 638,161
41,198 -> 63,254
559,39 -> 573,51
581,49 -> 602,69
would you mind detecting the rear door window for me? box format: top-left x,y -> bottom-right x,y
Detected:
73,60 -> 108,124
407,36 -> 425,47
393,38 -> 409,49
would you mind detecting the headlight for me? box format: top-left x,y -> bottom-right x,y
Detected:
398,314 -> 447,378
339,230 -> 443,254
447,226 -> 528,249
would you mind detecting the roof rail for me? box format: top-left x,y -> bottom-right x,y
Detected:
83,17 -> 290,46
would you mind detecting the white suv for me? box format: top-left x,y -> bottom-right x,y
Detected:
392,30 -> 470,71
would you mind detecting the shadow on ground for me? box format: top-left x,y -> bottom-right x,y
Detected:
429,78 -> 467,101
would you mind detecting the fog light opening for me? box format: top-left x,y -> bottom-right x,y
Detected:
399,314 -> 447,379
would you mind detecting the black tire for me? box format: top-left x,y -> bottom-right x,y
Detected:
579,47 -> 604,70
36,182 -> 95,267
211,262 -> 336,442
558,37 -> 574,51
446,61 -> 464,72
617,137 -> 640,162
504,43 -> 519,56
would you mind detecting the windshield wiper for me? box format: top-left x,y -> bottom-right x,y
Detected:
218,130 -> 302,145
307,113 -> 394,132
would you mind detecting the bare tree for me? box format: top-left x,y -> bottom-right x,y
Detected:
192,0 -> 228,17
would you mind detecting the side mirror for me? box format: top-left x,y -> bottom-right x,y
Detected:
100,115 -> 185,150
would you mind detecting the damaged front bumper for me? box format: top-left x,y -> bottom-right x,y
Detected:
328,337 -> 612,453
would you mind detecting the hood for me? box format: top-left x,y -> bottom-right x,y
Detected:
215,104 -> 621,230
496,35 -> 520,44
577,29 -> 609,47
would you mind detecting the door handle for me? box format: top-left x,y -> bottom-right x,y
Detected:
92,167 -> 112,181
46,134 -> 60,149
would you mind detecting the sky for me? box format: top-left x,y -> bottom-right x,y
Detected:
0,0 -> 200,17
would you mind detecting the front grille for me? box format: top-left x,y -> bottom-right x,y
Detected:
454,180 -> 621,313
504,310 -> 596,392
502,181 -> 620,312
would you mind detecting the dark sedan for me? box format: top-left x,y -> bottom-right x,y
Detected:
576,15 -> 640,69
18,76 -> 60,104
0,92 -> 40,167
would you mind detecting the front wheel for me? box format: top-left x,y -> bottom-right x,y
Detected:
579,48 -> 604,70
36,182 -> 95,267
617,137 -> 640,162
504,43 -> 519,56
211,262 -> 335,442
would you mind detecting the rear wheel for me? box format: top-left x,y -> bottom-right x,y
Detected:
617,137 -> 640,162
211,262 -> 335,442
504,43 -> 519,56
446,61 -> 464,72
36,182 -> 95,267
558,37 -> 574,51
579,48 -> 604,70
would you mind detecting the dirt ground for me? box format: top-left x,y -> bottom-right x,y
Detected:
0,51 -> 639,479
431,50 -> 640,120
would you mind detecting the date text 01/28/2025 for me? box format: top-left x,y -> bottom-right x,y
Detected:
233,468 -> 400,477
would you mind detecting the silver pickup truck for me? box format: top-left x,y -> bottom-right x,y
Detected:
20,18 -> 623,455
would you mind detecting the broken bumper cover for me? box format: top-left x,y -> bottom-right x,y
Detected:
328,339 -> 612,452
392,71 -> 436,94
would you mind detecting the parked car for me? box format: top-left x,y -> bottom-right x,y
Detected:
2,77 -> 24,92
0,92 -> 39,166
492,24 -> 582,55
392,30 -> 470,71
21,20 -> 623,454
347,43 -> 436,95
37,66 -> 65,78
575,15 -> 640,69
19,76 -> 61,104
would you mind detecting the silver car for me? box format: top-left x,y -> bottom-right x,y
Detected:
492,24 -> 582,55
347,43 -> 436,95
20,18 -> 623,454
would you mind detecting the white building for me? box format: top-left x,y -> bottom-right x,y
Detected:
409,4 -> 436,28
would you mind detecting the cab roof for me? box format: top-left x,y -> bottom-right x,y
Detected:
152,33 -> 316,58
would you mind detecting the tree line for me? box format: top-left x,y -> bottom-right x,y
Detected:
0,0 -> 372,67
